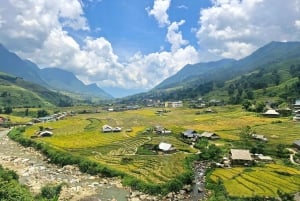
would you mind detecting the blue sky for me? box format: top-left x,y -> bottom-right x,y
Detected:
0,0 -> 300,97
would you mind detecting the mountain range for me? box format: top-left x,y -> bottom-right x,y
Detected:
122,41 -> 300,103
1,41 -> 300,106
0,44 -> 112,99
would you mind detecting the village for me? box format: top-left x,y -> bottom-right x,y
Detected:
1,98 -> 300,200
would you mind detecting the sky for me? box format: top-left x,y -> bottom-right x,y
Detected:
0,0 -> 300,97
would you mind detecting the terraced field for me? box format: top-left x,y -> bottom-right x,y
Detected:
210,164 -> 300,197
18,106 -> 300,196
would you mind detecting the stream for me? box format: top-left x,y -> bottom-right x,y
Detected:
0,128 -> 130,201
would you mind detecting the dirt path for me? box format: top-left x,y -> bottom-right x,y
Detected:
0,128 -> 129,201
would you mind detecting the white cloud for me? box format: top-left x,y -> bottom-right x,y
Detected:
166,20 -> 189,52
178,5 -> 188,10
147,0 -> 171,27
296,20 -> 300,30
197,0 -> 300,59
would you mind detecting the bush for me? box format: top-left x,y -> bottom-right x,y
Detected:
38,184 -> 63,200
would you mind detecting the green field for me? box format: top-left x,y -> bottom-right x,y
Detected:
15,105 -> 300,197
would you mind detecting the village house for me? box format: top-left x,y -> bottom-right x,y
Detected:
230,149 -> 253,166
252,134 -> 268,142
102,125 -> 122,133
199,131 -> 220,140
102,125 -> 113,132
0,116 -> 8,124
293,110 -> 300,121
262,109 -> 280,117
293,140 -> 300,150
164,101 -> 183,108
112,127 -> 122,132
254,154 -> 273,163
158,142 -> 176,153
182,129 -> 198,139
294,100 -> 300,110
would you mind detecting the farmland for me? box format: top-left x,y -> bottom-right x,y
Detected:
12,105 -> 300,197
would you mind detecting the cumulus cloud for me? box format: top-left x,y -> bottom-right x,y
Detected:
147,0 -> 171,27
166,20 -> 189,51
0,0 -> 201,91
197,0 -> 300,59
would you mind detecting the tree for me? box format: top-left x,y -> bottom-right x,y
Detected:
24,108 -> 29,116
37,109 -> 49,118
4,106 -> 12,114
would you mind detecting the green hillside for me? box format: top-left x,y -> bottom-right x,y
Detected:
122,41 -> 300,104
0,73 -> 73,108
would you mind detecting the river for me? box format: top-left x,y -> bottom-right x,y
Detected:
0,128 -> 130,201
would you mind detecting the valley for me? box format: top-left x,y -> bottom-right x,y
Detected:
2,105 -> 300,200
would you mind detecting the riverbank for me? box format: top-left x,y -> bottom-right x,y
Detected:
0,128 -> 130,200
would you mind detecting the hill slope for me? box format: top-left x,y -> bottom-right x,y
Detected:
156,41 -> 300,91
0,73 -> 73,107
0,44 -> 112,99
122,41 -> 300,103
39,68 -> 112,99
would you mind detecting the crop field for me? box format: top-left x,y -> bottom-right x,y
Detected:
210,164 -> 300,197
17,105 -> 300,195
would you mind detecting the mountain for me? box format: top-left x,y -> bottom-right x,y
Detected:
122,41 -> 300,103
155,59 -> 236,89
39,68 -> 112,99
0,44 -> 48,87
0,72 -> 73,108
156,41 -> 300,91
0,44 -> 112,99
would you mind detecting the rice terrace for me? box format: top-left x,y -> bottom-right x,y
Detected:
7,104 -> 300,200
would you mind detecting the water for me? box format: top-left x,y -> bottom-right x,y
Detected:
0,129 -> 130,200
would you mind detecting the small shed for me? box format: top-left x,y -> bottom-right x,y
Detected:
102,125 -> 113,132
158,142 -> 176,153
230,149 -> 253,166
200,131 -> 220,140
262,109 -> 280,117
39,131 -> 53,137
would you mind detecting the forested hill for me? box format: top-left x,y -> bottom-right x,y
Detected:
0,44 -> 112,99
0,72 -> 73,108
121,41 -> 300,103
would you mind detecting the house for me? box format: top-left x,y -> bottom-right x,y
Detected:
165,101 -> 183,108
262,109 -> 280,117
200,131 -> 220,140
154,126 -> 171,134
112,127 -> 122,132
254,154 -> 273,162
230,149 -> 253,166
0,116 -> 7,124
38,130 -> 53,137
293,110 -> 300,121
293,140 -> 300,149
102,125 -> 113,132
252,134 -> 268,142
294,100 -> 300,110
158,142 -> 176,153
182,129 -> 198,138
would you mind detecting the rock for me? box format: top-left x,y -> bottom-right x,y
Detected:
179,189 -> 186,195
183,184 -> 192,192
167,192 -> 174,198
